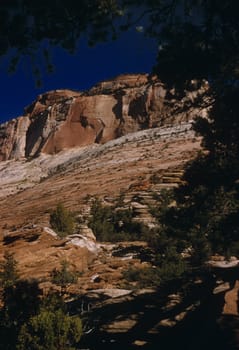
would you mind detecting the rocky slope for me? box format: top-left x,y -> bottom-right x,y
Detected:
0,74 -> 205,284
0,120 -> 201,279
1,74 -> 238,349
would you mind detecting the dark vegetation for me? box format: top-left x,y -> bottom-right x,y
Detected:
0,253 -> 82,350
88,196 -> 147,242
50,203 -> 75,238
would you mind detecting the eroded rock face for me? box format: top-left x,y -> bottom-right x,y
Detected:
0,74 -> 208,160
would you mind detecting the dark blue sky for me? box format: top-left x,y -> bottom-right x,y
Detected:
0,29 -> 158,124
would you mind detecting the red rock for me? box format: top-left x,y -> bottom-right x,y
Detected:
0,74 -> 208,160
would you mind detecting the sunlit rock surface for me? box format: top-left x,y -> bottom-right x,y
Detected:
0,74 -> 208,160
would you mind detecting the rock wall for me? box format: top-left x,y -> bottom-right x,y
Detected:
0,74 -> 208,160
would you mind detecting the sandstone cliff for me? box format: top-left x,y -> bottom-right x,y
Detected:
0,73 -> 205,286
1,74 -> 237,349
0,74 -> 208,160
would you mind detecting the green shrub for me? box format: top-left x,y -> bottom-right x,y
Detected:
17,309 -> 82,350
123,261 -> 186,288
50,203 -> 75,238
123,245 -> 187,288
88,197 -> 147,242
123,266 -> 161,288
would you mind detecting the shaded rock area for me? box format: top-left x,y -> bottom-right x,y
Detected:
77,266 -> 239,350
65,242 -> 239,350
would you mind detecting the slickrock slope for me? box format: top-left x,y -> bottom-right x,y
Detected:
0,122 -> 200,226
1,74 -> 238,349
0,74 -> 208,160
0,73 -> 207,282
0,121 -> 201,280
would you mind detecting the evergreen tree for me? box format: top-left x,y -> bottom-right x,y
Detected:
129,0 -> 239,263
0,278 -> 42,350
17,308 -> 82,350
88,197 -> 146,241
50,203 -> 75,238
0,256 -> 82,350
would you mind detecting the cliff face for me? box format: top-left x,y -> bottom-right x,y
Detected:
0,74 -> 208,160
1,74 -> 236,348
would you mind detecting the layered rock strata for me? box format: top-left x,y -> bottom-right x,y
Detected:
0,74 -> 208,160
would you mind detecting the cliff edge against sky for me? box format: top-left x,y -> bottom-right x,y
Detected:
0,74 -> 208,161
